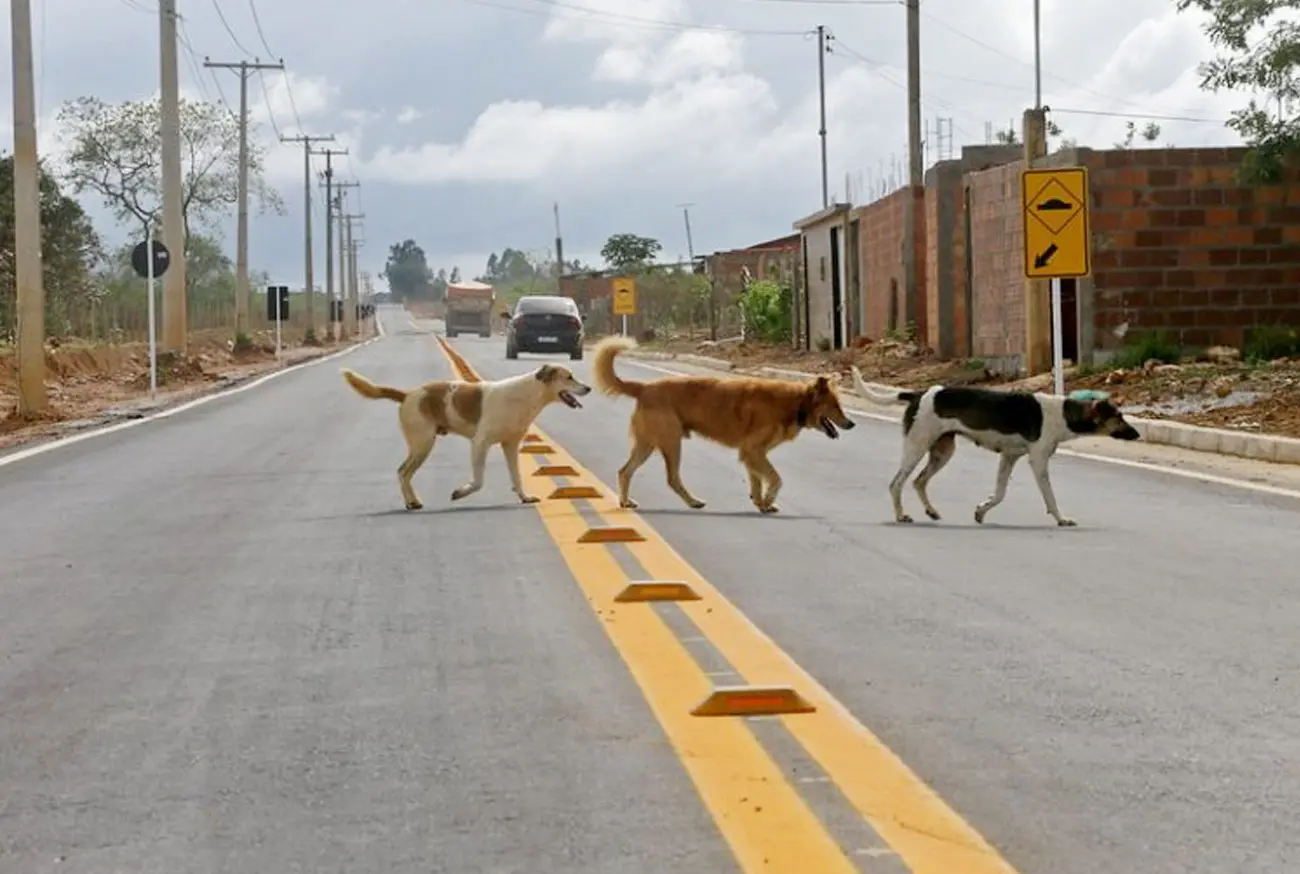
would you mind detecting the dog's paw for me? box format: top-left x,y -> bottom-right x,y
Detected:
619,497 -> 639,509
896,514 -> 914,524
687,499 -> 707,510
519,495 -> 540,505
1056,517 -> 1078,527
974,507 -> 988,524
925,508 -> 941,521
405,500 -> 423,511
759,503 -> 781,514
450,486 -> 471,502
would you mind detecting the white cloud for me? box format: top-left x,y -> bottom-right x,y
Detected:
396,106 -> 422,124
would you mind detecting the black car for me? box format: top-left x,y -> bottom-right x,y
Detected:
502,295 -> 585,360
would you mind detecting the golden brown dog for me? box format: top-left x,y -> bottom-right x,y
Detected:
592,335 -> 855,513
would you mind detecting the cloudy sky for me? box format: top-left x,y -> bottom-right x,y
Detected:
0,0 -> 1258,294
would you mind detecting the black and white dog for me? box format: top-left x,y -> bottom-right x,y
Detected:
851,366 -> 1140,527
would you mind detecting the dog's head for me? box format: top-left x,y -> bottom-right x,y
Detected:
796,375 -> 856,439
535,364 -> 592,409
1065,396 -> 1141,441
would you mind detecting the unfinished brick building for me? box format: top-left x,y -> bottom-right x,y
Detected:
795,144 -> 1300,369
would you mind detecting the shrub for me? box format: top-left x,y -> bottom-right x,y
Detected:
1110,329 -> 1180,368
1243,326 -> 1300,363
739,279 -> 791,343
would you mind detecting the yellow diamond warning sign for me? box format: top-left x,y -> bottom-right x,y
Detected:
1021,166 -> 1092,279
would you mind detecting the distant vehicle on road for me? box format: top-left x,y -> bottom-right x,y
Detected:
503,294 -> 585,361
445,280 -> 496,338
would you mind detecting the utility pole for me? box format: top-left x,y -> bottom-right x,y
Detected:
280,133 -> 334,342
342,210 -> 365,339
159,0 -> 187,352
313,147 -> 348,340
816,25 -> 831,208
329,181 -> 359,338
552,202 -> 565,280
677,203 -> 696,262
902,0 -> 922,330
10,0 -> 45,413
204,56 -> 285,344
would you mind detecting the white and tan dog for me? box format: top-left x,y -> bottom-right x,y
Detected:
341,364 -> 591,509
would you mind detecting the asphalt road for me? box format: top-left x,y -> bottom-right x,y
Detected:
2,305 -> 1298,873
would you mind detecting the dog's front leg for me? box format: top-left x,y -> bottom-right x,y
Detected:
974,452 -> 1020,524
501,439 -> 539,504
451,439 -> 490,502
1027,449 -> 1075,526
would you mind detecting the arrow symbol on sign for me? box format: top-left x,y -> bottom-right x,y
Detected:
1033,243 -> 1058,269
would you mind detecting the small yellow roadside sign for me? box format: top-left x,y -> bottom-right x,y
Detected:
1021,166 -> 1092,279
612,277 -> 638,316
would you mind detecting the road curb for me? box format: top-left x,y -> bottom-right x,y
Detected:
624,350 -> 1300,467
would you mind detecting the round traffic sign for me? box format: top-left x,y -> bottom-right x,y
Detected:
131,239 -> 171,280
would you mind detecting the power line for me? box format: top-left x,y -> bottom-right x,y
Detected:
210,0 -> 255,57
1050,107 -> 1228,124
460,0 -> 811,36
257,70 -> 283,138
247,0 -> 304,132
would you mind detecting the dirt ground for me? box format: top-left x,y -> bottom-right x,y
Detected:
639,333 -> 1300,440
0,328 -> 346,451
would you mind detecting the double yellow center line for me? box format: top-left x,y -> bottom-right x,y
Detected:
435,335 -> 1020,874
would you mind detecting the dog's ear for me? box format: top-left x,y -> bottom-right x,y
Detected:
535,364 -> 556,382
813,375 -> 831,394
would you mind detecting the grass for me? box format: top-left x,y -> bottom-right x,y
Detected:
1243,326 -> 1300,364
1109,329 -> 1182,369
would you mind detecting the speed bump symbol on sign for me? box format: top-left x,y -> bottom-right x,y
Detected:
1021,166 -> 1092,279
612,277 -> 637,316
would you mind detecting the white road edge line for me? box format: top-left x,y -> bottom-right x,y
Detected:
0,334 -> 385,470
622,358 -> 1300,502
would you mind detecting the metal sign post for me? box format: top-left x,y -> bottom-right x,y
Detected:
131,232 -> 171,400
611,277 -> 637,337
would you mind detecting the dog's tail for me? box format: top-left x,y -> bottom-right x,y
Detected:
341,368 -> 407,403
849,365 -> 917,405
592,335 -> 645,399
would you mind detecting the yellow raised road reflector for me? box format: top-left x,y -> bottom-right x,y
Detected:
614,581 -> 701,603
548,485 -> 603,500
523,433 -> 543,443
519,443 -> 555,454
577,526 -> 646,544
533,464 -> 579,477
691,685 -> 817,718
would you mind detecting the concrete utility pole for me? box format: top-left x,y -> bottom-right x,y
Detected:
159,0 -> 187,352
313,147 -> 348,340
330,182 -> 360,338
902,0 -> 922,330
280,133 -> 334,341
344,217 -> 364,338
816,25 -> 831,208
1023,109 -> 1050,374
204,56 -> 285,344
10,0 -> 45,413
552,202 -> 565,280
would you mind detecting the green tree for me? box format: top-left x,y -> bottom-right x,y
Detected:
994,125 -> 1019,145
1115,120 -> 1162,149
381,239 -> 433,301
1178,0 -> 1298,181
56,95 -> 284,245
0,153 -> 104,339
448,266 -> 461,284
600,233 -> 662,272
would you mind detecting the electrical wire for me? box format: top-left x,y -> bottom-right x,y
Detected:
248,0 -> 305,133
210,0 -> 255,57
461,0 -> 811,36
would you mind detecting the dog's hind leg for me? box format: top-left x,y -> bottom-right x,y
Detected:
974,452 -> 1021,524
1026,448 -> 1075,527
450,438 -> 491,503
912,433 -> 957,521
617,438 -> 654,509
661,437 -> 706,510
501,438 -> 539,504
889,439 -> 932,523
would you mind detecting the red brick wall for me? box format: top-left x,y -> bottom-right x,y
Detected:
1082,147 -> 1300,348
966,160 -> 1026,359
924,170 -> 969,357
856,187 -> 927,341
